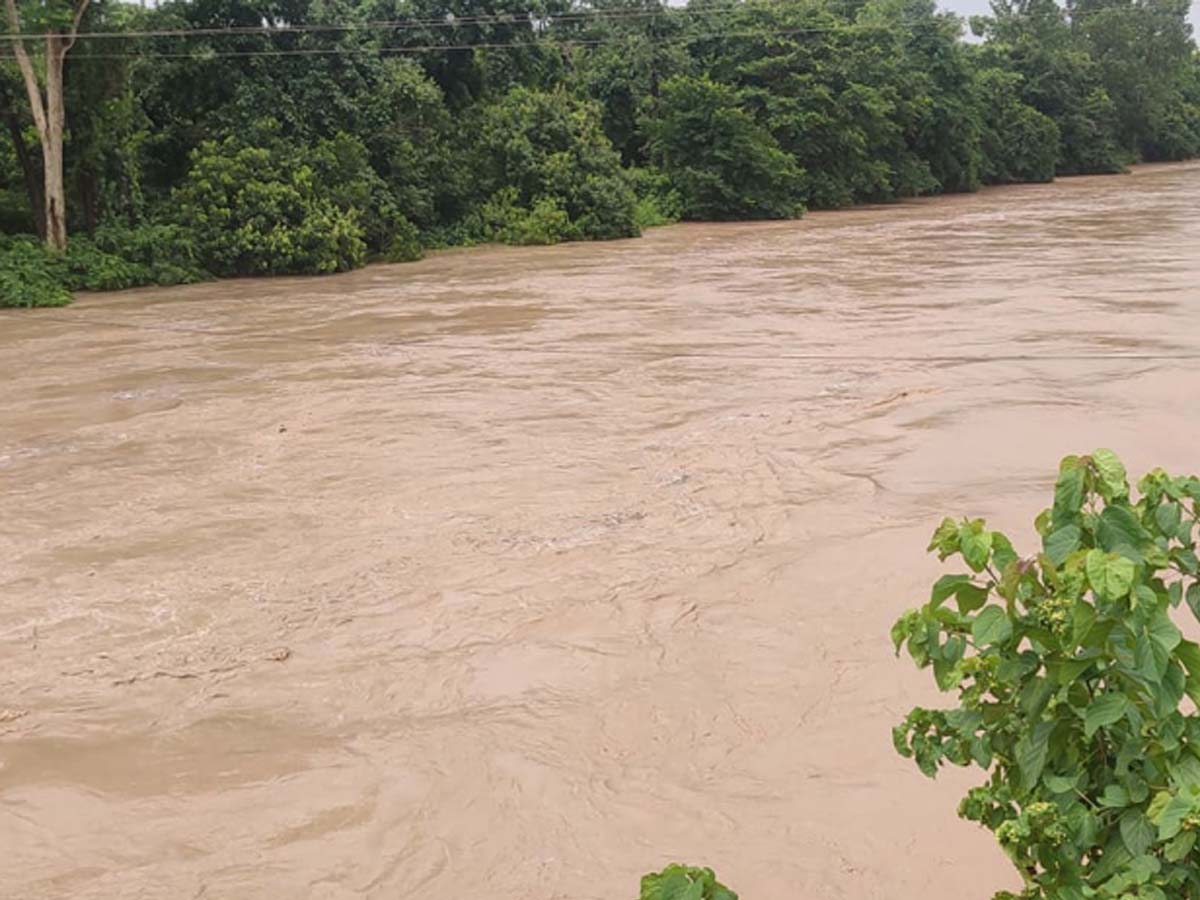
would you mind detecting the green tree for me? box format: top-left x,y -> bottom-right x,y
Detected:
4,0 -> 92,249
168,134 -> 368,276
472,86 -> 639,241
974,67 -> 1060,183
643,74 -> 804,220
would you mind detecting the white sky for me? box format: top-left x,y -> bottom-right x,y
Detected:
939,0 -> 1197,29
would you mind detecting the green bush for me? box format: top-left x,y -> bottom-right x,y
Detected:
479,188 -> 575,246
472,87 -> 640,243
626,167 -> 682,229
639,865 -> 737,900
642,76 -> 805,221
894,450 -> 1200,899
59,238 -> 149,291
89,223 -> 208,287
0,239 -> 71,308
977,69 -> 1061,184
168,137 -> 368,277
383,214 -> 424,262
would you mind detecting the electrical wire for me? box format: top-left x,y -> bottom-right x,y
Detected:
0,4 -> 754,41
0,19 -> 938,61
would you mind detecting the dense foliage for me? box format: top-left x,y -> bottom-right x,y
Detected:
639,864 -> 738,900
894,450 -> 1200,899
2,0 -> 1198,306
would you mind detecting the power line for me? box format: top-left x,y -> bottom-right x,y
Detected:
0,5 -> 750,41
0,21 -> 931,61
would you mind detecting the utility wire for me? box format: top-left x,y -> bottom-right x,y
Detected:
0,5 -> 757,40
0,3 -> 956,41
0,20 -> 935,61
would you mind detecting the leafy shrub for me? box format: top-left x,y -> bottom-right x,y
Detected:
308,131 -> 405,254
383,214 -> 424,262
639,864 -> 737,900
472,88 -> 640,242
479,188 -> 574,246
642,76 -> 805,221
977,69 -> 1061,185
894,450 -> 1200,900
168,137 -> 368,276
626,167 -> 682,229
89,222 -> 207,287
59,238 -> 149,291
0,239 -> 71,308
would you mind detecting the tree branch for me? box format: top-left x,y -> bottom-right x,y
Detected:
3,0 -> 47,140
63,0 -> 91,53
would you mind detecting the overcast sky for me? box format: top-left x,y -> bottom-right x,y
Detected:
939,0 -> 1197,28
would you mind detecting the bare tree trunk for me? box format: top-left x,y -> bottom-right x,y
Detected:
43,33 -> 67,250
4,0 -> 90,252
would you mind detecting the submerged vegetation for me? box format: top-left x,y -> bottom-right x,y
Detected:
895,451 -> 1200,899
2,0 -> 1198,306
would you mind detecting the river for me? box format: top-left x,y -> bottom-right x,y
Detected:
2,162 -> 1199,899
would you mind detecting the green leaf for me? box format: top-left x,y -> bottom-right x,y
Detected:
1086,549 -> 1136,600
1044,524 -> 1082,566
1136,634 -> 1170,682
960,521 -> 993,573
1016,720 -> 1055,790
1134,584 -> 1157,609
1156,501 -> 1182,537
1052,456 -> 1086,529
1072,601 -> 1097,644
1165,830 -> 1196,862
930,574 -> 972,606
1176,639 -> 1200,675
1148,790 -> 1172,821
1085,693 -> 1129,738
1120,811 -> 1156,857
1100,784 -> 1130,808
1045,772 -> 1079,794
1155,793 -> 1193,840
991,533 -> 1018,572
972,606 -> 1012,647
1092,449 -> 1129,500
1051,658 -> 1094,685
1097,505 -> 1147,562
1187,583 -> 1200,621
640,866 -> 736,900
1149,611 -> 1182,653
927,517 -> 960,559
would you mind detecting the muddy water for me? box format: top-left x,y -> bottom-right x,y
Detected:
3,163 -> 1200,900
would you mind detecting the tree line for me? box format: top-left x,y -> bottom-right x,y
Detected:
1,0 -> 1197,306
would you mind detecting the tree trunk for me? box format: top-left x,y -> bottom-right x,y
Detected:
4,0 -> 90,252
42,33 -> 67,251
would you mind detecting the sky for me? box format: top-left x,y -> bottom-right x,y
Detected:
939,0 -> 1197,29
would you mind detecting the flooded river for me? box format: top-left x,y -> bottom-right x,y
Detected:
3,163 -> 1200,899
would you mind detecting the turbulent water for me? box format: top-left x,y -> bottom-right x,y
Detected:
3,163 -> 1200,900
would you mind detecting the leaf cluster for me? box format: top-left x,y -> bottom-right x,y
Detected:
895,450 -> 1200,899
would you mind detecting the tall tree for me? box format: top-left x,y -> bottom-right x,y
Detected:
4,0 -> 90,250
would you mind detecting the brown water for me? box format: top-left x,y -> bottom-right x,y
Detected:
2,163 -> 1200,900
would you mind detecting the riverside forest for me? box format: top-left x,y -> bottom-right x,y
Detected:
0,0 -> 1198,308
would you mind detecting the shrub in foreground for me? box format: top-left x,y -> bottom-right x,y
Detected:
639,864 -> 737,900
0,239 -> 71,308
894,450 -> 1200,899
